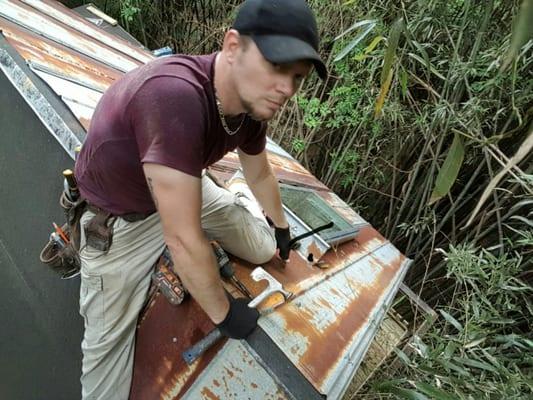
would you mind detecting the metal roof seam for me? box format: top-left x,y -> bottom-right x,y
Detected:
28,60 -> 105,93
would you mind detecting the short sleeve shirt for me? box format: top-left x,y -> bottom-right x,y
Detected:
75,53 -> 267,215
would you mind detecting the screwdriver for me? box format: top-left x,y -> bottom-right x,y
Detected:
211,242 -> 253,299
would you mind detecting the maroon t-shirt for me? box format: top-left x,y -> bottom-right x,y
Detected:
75,53 -> 266,215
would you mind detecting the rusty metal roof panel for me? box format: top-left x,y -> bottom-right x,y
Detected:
257,243 -> 410,396
181,340 -> 291,400
0,16 -> 119,92
19,0 -> 153,64
0,0 -> 142,72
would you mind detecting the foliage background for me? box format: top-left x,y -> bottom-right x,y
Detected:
71,0 -> 532,397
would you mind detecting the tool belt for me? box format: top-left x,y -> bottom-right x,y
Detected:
40,189 -> 153,278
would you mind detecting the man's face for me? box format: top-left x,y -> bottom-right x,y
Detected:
231,39 -> 312,121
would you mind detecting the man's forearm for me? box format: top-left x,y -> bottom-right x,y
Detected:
166,235 -> 229,323
248,172 -> 287,228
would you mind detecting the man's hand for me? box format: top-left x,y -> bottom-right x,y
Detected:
275,225 -> 291,261
217,297 -> 259,339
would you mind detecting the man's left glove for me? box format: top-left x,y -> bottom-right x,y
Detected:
275,225 -> 291,261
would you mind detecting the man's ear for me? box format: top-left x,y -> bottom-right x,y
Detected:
222,29 -> 241,65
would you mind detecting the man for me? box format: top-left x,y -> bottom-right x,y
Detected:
74,0 -> 327,398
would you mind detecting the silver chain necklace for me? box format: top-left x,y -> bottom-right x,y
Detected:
214,90 -> 245,136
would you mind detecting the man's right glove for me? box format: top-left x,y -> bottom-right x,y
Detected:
216,297 -> 259,339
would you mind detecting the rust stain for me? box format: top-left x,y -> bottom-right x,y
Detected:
36,0 -> 153,63
212,151 -> 328,191
130,293 -> 226,400
78,116 -> 90,131
223,366 -> 234,378
277,253 -> 405,389
306,240 -> 326,262
212,379 -> 220,387
226,225 -> 387,313
251,382 -> 258,389
0,17 -> 120,88
4,0 -> 142,70
200,387 -> 219,400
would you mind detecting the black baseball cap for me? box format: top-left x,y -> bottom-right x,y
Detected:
233,0 -> 327,79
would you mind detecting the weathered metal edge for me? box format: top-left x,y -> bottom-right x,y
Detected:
328,258 -> 412,399
0,36 -> 83,160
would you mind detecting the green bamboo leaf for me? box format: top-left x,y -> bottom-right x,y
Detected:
439,309 -> 463,331
415,382 -> 457,400
376,381 -> 429,400
399,66 -> 408,97
334,23 -> 376,62
453,356 -> 499,373
428,133 -> 465,205
410,40 -> 432,76
334,19 -> 376,41
387,387 -> 430,400
464,337 -> 486,349
381,18 -> 404,85
510,215 -> 533,228
407,52 -> 446,80
354,35 -> 385,61
393,347 -> 412,365
465,127 -> 533,227
501,0 -> 533,71
438,359 -> 471,377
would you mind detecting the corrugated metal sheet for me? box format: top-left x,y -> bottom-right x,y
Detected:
258,244 -> 409,396
0,16 -> 119,92
1,2 -> 412,398
19,0 -> 153,64
181,340 -> 290,400
0,0 -> 142,72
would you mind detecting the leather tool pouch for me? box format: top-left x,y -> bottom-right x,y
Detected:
39,192 -> 86,279
84,208 -> 115,252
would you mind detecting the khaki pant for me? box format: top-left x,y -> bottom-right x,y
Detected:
79,175 -> 276,400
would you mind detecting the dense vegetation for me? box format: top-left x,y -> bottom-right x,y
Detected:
78,0 -> 532,397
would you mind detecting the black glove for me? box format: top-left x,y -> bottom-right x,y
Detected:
217,297 -> 259,339
275,225 -> 291,261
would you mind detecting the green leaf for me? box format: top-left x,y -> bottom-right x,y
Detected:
438,359 -> 471,377
399,66 -> 408,97
376,381 -> 430,400
428,133 -> 465,205
501,0 -> 533,71
394,347 -> 413,365
381,18 -> 404,85
354,35 -> 385,61
415,382 -> 457,400
453,356 -> 499,373
464,337 -> 486,349
386,387 -> 430,400
334,23 -> 376,62
439,309 -> 463,332
407,52 -> 446,80
334,19 -> 376,41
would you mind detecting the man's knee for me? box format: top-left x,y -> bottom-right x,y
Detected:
244,232 -> 276,265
